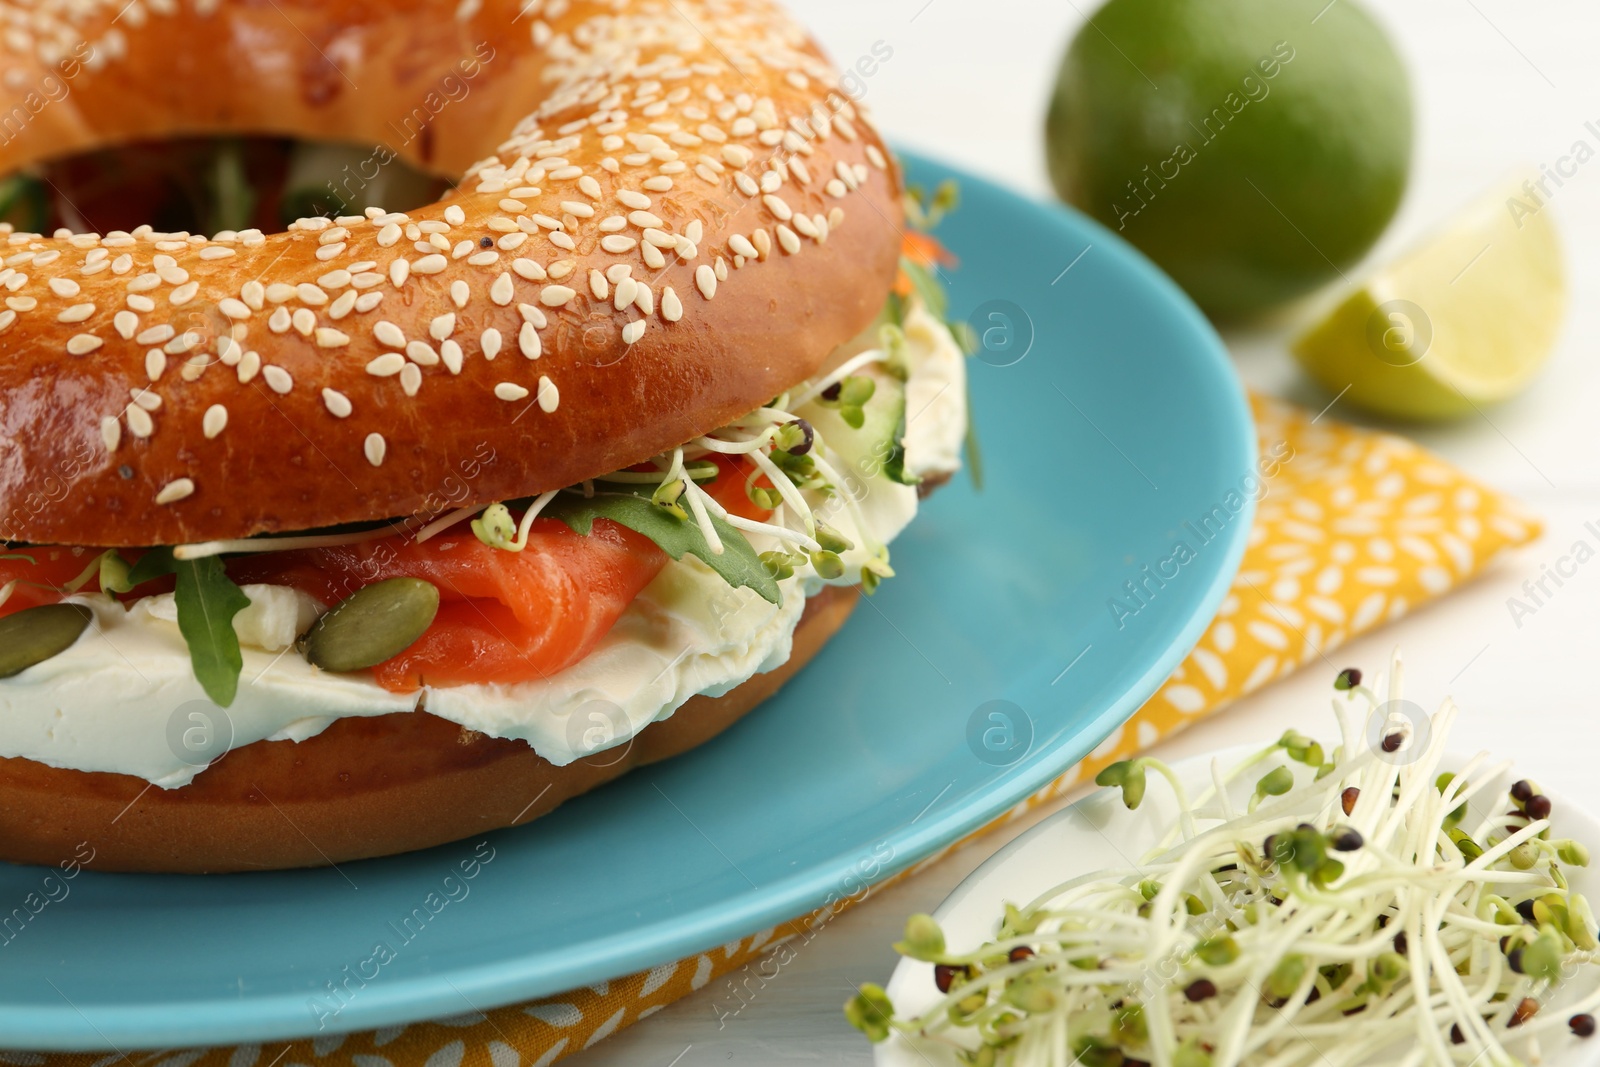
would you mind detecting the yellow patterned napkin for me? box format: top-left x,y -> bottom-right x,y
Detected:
39,391 -> 1539,1067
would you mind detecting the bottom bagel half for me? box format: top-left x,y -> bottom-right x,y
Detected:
0,586 -> 858,874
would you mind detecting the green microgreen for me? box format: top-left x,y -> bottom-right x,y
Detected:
846,654 -> 1600,1064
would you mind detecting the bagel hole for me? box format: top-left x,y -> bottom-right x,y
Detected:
0,136 -> 450,236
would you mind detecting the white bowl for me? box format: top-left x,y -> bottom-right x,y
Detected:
876,747 -> 1600,1067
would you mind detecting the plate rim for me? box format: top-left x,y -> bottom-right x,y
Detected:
3,147 -> 1257,1049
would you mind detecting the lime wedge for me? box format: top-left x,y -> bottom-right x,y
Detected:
1292,177 -> 1566,420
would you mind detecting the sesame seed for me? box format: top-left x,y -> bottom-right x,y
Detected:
579,175 -> 603,199
762,194 -> 793,221
263,365 -> 293,394
169,280 -> 199,305
695,264 -> 717,300
537,375 -> 559,412
266,283 -> 296,303
315,327 -> 350,348
540,285 -> 576,307
316,243 -> 346,261
238,351 -> 261,383
599,215 -> 627,232
364,433 -> 387,467
130,388 -> 162,412
441,339 -> 464,375
48,277 -> 79,297
406,340 -> 440,366
601,235 -> 638,253
491,272 -> 515,306
430,313 -> 456,341
367,352 -> 406,377
377,223 -> 402,247
642,243 -> 666,270
58,302 -> 94,323
481,328 -> 503,360
629,210 -> 664,229
616,189 -> 651,209
512,258 -> 547,281
444,205 -> 466,226
218,297 -> 250,319
451,280 -> 471,307
777,224 -> 801,254
545,232 -> 573,251
643,176 -> 673,192
519,321 -> 542,359
5,296 -> 33,311
329,290 -> 358,319
374,320 -> 406,348
400,363 -> 423,396
622,320 -> 644,344
614,277 -> 638,310
155,479 -> 194,505
634,283 -> 654,315
390,259 -> 410,286
100,416 -> 120,452
113,311 -> 138,338
67,333 -> 102,355
729,234 -> 758,259
318,269 -> 352,289
217,337 -> 242,365
322,388 -> 353,418
291,308 -> 316,336
242,280 -> 265,309
146,350 -> 167,380
662,286 -> 683,323
494,382 -> 528,402
203,405 -> 228,439
128,273 -> 161,293
126,404 -> 154,438
355,292 -> 384,313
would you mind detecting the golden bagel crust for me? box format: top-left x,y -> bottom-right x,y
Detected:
0,584 -> 857,873
0,0 -> 903,547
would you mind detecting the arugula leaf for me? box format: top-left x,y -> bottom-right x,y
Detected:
964,400 -> 985,492
173,556 -> 250,707
545,492 -> 781,604
899,256 -> 948,321
125,546 -> 177,587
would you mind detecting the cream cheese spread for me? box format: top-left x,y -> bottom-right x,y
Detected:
0,304 -> 968,786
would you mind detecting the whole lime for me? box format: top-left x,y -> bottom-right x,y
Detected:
1046,0 -> 1412,319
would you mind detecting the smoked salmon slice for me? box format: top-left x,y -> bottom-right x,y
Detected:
0,455 -> 775,691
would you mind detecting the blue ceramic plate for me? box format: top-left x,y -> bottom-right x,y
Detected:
0,151 -> 1254,1049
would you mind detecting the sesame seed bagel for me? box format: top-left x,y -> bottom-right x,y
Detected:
0,583 -> 857,873
0,0 -> 902,547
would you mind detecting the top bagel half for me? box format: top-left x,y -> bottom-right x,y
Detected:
0,0 -> 903,547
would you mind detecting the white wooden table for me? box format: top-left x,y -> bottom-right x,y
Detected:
569,1 -> 1600,1061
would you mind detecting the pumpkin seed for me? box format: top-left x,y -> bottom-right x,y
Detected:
301,578 -> 439,673
0,603 -> 93,678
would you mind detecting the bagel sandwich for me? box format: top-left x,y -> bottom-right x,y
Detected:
0,0 -> 972,873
